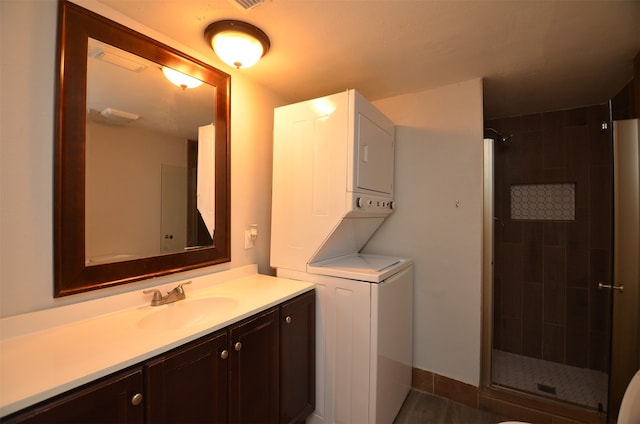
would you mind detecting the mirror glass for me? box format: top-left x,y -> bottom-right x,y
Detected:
55,1 -> 230,296
85,39 -> 216,265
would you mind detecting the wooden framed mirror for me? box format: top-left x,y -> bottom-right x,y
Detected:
54,1 -> 231,297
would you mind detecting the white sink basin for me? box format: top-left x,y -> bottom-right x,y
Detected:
137,297 -> 238,331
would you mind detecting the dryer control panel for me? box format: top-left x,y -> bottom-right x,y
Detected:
346,193 -> 394,217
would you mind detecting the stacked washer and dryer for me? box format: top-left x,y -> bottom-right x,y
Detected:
271,89 -> 413,424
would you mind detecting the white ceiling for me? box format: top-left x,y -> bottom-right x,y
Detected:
99,0 -> 640,119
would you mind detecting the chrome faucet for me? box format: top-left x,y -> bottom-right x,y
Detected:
143,281 -> 191,306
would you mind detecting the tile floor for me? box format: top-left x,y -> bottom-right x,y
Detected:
393,390 -> 505,424
491,349 -> 608,411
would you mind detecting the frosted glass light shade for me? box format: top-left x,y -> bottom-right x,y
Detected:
204,20 -> 270,69
162,66 -> 203,89
212,31 -> 264,68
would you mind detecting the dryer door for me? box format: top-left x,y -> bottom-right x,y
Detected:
356,113 -> 394,195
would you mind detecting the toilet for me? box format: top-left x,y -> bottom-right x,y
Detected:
618,370 -> 640,424
498,369 -> 640,424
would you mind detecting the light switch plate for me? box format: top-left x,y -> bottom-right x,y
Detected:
244,230 -> 254,249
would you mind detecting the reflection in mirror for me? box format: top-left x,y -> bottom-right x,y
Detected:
85,39 -> 216,265
54,1 -> 230,297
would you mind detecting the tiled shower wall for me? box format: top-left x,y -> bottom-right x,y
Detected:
487,104 -> 612,372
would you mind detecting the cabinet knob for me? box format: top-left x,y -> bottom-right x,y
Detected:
234,342 -> 242,352
285,315 -> 292,324
220,349 -> 229,359
131,393 -> 143,407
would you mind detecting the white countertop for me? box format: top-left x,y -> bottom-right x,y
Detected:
0,265 -> 314,417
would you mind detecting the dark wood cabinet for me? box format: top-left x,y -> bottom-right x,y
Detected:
280,290 -> 316,424
2,290 -> 315,424
229,308 -> 280,424
145,330 -> 228,423
1,367 -> 143,424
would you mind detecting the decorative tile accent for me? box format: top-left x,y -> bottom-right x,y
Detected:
511,184 -> 576,221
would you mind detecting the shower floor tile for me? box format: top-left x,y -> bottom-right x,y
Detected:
492,349 -> 608,411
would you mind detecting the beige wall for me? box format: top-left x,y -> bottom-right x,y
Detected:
1,0 -> 485,390
0,0 -> 286,317
366,79 -> 485,387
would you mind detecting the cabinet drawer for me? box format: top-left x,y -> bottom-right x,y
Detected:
1,367 -> 143,424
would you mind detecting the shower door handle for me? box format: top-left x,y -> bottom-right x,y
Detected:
598,282 -> 624,293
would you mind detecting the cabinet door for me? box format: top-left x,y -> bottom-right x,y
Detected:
280,290 -> 316,424
229,308 -> 280,424
145,331 -> 228,424
2,367 -> 143,424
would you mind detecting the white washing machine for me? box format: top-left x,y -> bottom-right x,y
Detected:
278,254 -> 413,424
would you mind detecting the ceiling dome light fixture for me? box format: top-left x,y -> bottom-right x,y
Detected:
161,66 -> 203,89
204,20 -> 270,69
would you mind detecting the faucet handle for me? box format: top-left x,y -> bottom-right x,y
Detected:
175,281 -> 192,294
143,288 -> 163,303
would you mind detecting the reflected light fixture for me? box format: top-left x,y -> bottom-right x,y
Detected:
161,66 -> 203,89
204,20 -> 270,69
100,107 -> 140,124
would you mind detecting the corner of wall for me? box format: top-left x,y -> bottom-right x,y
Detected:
369,78 -> 484,388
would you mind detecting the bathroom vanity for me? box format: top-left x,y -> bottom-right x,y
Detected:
0,266 -> 315,423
